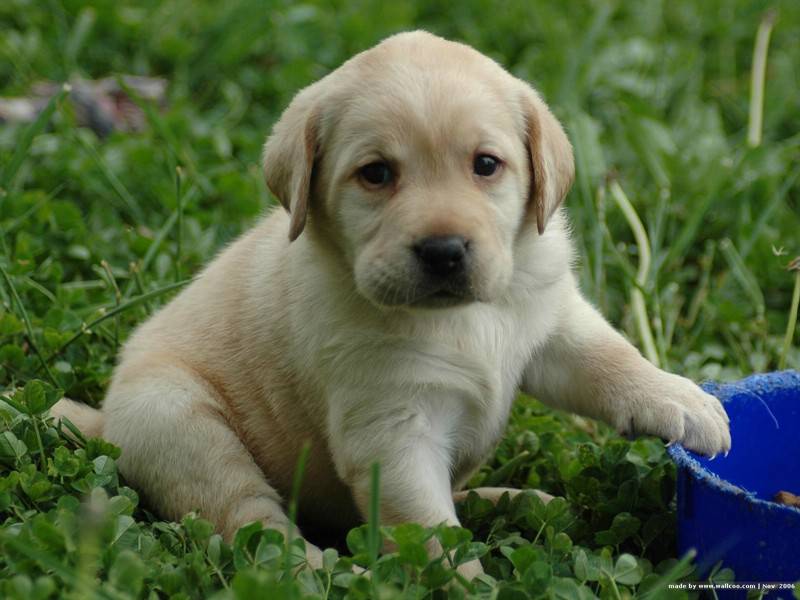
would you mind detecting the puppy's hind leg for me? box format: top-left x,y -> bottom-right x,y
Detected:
50,398 -> 105,439
103,363 -> 322,567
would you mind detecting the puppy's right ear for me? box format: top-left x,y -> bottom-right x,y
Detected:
262,88 -> 320,242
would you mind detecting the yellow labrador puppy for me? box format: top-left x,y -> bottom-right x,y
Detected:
54,31 -> 730,576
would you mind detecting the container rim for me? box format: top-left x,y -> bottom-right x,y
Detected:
667,370 -> 800,518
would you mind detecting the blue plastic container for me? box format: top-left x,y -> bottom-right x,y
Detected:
668,371 -> 800,593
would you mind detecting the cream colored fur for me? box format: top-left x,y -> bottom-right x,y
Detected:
52,31 -> 730,579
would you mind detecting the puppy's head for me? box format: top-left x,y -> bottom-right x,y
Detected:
263,31 -> 573,309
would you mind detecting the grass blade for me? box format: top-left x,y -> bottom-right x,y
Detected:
99,260 -> 122,353
175,166 -> 184,281
747,10 -> 777,148
285,440 -> 311,577
684,241 -> 716,330
609,181 -> 660,367
367,462 -> 381,568
779,258 -> 800,370
719,238 -> 765,320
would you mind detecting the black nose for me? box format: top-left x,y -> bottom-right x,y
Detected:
413,235 -> 469,278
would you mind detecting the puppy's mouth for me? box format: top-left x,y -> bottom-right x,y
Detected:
364,280 -> 477,310
408,284 -> 476,309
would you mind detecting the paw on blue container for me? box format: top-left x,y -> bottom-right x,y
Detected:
668,371 -> 800,597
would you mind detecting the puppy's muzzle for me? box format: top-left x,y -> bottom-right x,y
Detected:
413,235 -> 469,279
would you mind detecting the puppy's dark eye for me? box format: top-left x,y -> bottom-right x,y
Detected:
359,161 -> 393,187
473,154 -> 500,177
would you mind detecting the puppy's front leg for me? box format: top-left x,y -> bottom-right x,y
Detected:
522,279 -> 730,456
328,398 -> 482,579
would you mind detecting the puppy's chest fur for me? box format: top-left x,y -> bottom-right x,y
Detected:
288,264 -> 562,489
397,304 -> 552,483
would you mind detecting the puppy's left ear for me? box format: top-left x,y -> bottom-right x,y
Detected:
262,87 -> 320,242
521,87 -> 575,234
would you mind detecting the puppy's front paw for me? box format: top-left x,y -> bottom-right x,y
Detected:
616,372 -> 730,457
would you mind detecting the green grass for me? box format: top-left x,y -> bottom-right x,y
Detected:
1,1 -> 799,598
